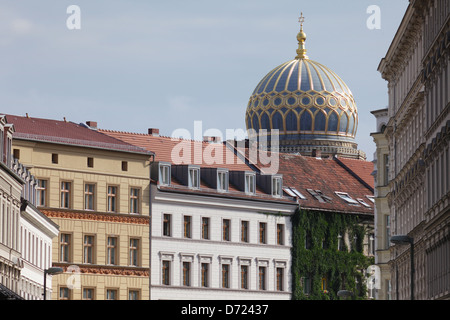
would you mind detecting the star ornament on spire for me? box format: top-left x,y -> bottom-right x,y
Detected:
299,12 -> 305,29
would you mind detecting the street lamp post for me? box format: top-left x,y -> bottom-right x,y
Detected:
390,235 -> 414,300
43,267 -> 64,300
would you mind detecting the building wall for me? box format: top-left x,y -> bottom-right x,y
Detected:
378,0 -> 449,300
12,139 -> 151,300
151,188 -> 295,300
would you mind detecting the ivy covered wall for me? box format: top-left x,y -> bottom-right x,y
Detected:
291,208 -> 373,300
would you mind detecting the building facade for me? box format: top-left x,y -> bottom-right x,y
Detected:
0,116 -> 23,299
371,108 -> 392,300
6,114 -> 154,300
377,0 -> 449,300
13,160 -> 59,300
102,129 -> 298,299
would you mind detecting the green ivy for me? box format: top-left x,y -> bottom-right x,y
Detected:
291,208 -> 373,300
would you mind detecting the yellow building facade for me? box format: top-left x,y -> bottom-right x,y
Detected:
7,115 -> 153,300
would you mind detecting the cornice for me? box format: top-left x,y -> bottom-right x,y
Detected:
40,208 -> 150,225
53,262 -> 149,277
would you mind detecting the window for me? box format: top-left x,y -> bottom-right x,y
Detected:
107,236 -> 118,265
83,235 -> 95,264
245,173 -> 255,195
305,231 -> 312,249
277,224 -> 285,245
307,189 -> 332,203
272,176 -> 282,197
129,188 -> 140,214
259,222 -> 267,244
217,170 -> 228,192
223,219 -> 231,241
241,221 -> 249,243
60,181 -> 71,209
366,195 -> 375,203
335,191 -> 359,205
222,264 -> 230,288
302,276 -> 311,295
121,161 -> 128,171
163,214 -> 172,237
321,277 -> 327,292
369,234 -> 375,255
201,217 -> 210,240
87,157 -> 94,168
283,187 -> 304,199
258,267 -> 267,290
107,186 -> 118,212
83,288 -> 95,300
357,198 -> 371,208
383,154 -> 389,185
128,290 -> 140,300
189,167 -> 200,189
276,268 -> 284,291
385,215 -> 391,249
13,148 -> 20,160
183,216 -> 192,238
241,266 -> 249,289
129,238 -> 140,266
60,233 -> 71,262
106,289 -> 118,300
338,234 -> 345,251
52,153 -> 58,164
84,183 -> 95,210
162,261 -> 170,285
159,163 -> 171,186
182,262 -> 191,286
36,179 -> 48,207
59,287 -> 70,300
201,263 -> 209,287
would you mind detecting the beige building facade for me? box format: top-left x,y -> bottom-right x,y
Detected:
377,0 -> 449,300
371,108 -> 392,300
6,115 -> 153,300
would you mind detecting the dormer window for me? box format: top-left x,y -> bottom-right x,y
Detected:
217,169 -> 228,192
335,191 -> 359,205
188,166 -> 200,189
245,172 -> 256,195
272,176 -> 282,197
357,198 -> 371,208
159,163 -> 171,186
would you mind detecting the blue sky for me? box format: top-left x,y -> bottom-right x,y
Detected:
0,0 -> 409,160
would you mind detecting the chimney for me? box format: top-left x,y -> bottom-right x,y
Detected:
148,128 -> 159,136
86,121 -> 98,129
312,149 -> 322,158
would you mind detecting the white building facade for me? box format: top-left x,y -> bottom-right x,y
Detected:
150,185 -> 296,300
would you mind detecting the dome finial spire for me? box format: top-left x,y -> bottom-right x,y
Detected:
295,12 -> 308,59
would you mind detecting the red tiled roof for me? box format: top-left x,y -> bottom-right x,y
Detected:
278,153 -> 374,215
335,157 -> 375,190
231,145 -> 374,215
100,129 -> 251,171
4,114 -> 151,155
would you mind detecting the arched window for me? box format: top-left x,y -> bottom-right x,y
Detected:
314,111 -> 326,132
300,111 -> 312,131
327,111 -> 338,133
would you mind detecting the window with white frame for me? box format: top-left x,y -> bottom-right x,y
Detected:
188,166 -> 200,189
335,191 -> 359,205
245,172 -> 256,195
272,176 -> 282,197
159,163 -> 171,186
217,170 -> 229,192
